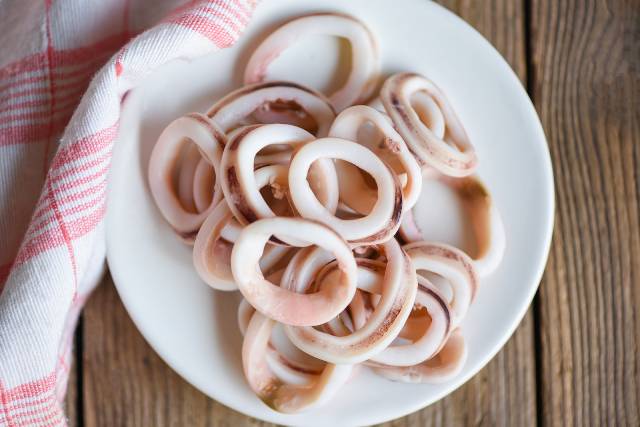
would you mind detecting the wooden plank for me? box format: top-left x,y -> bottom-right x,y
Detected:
82,2 -> 536,426
529,0 -> 640,425
64,338 -> 79,427
83,275 -> 274,427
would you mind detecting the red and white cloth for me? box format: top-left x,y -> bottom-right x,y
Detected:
0,1 -> 257,425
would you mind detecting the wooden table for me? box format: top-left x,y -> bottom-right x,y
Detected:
64,0 -> 640,425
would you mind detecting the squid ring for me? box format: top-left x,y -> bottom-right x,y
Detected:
329,105 -> 422,211
221,124 -> 339,227
284,238 -> 417,364
148,113 -> 225,238
231,217 -> 357,326
368,94 -> 445,141
237,297 -> 255,336
244,13 -> 379,112
192,200 -> 238,291
381,72 -> 477,177
322,261 -> 451,366
238,298 -> 324,384
279,246 -> 336,294
347,268 -> 451,367
252,103 -> 322,134
176,144 -> 201,215
242,310 -> 352,413
412,91 -> 446,140
371,329 -> 467,383
367,96 -> 385,113
288,137 -> 403,245
371,92 -> 447,139
280,246 -> 358,337
404,242 -> 478,328
207,81 -> 335,137
192,158 -> 216,213
400,174 -> 506,277
193,201 -> 290,291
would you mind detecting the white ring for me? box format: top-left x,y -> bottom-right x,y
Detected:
404,241 -> 478,327
242,310 -> 352,413
207,81 -> 335,137
329,105 -> 422,211
244,13 -> 379,111
221,124 -> 339,229
371,329 -> 467,383
381,72 -> 477,177
231,217 -> 358,326
148,113 -> 225,237
401,173 -> 506,277
192,200 -> 237,291
177,144 -> 201,214
193,201 -> 291,291
285,238 -> 417,364
288,137 -> 403,245
192,158 -> 218,213
367,276 -> 451,366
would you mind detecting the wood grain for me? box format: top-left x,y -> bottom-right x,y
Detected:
82,275 -> 274,427
64,337 -> 79,427
529,0 -> 640,425
77,2 -> 538,427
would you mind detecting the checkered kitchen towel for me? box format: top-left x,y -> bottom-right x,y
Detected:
0,1 -> 257,425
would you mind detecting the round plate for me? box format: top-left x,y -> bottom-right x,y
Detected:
106,0 -> 554,425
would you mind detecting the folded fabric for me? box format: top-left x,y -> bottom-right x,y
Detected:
0,1 -> 257,425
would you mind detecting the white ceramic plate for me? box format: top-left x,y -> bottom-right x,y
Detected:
106,0 -> 554,425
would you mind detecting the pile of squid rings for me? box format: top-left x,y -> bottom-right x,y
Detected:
148,13 -> 506,414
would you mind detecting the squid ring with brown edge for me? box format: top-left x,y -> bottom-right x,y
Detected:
244,13 -> 379,112
242,310 -> 352,413
220,124 -> 339,231
330,261 -> 452,367
370,329 -> 467,384
404,241 -> 478,328
381,72 -> 477,177
176,144 -> 202,216
238,298 -> 327,386
193,200 -> 290,291
279,245 -> 353,337
399,173 -> 505,277
231,217 -> 358,326
279,246 -> 336,294
192,158 -> 216,213
284,238 -> 417,364
148,113 -> 226,239
207,81 -> 336,137
367,95 -> 445,133
288,137 -> 403,246
372,92 -> 446,139
329,105 -> 422,212
177,152 -> 218,224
